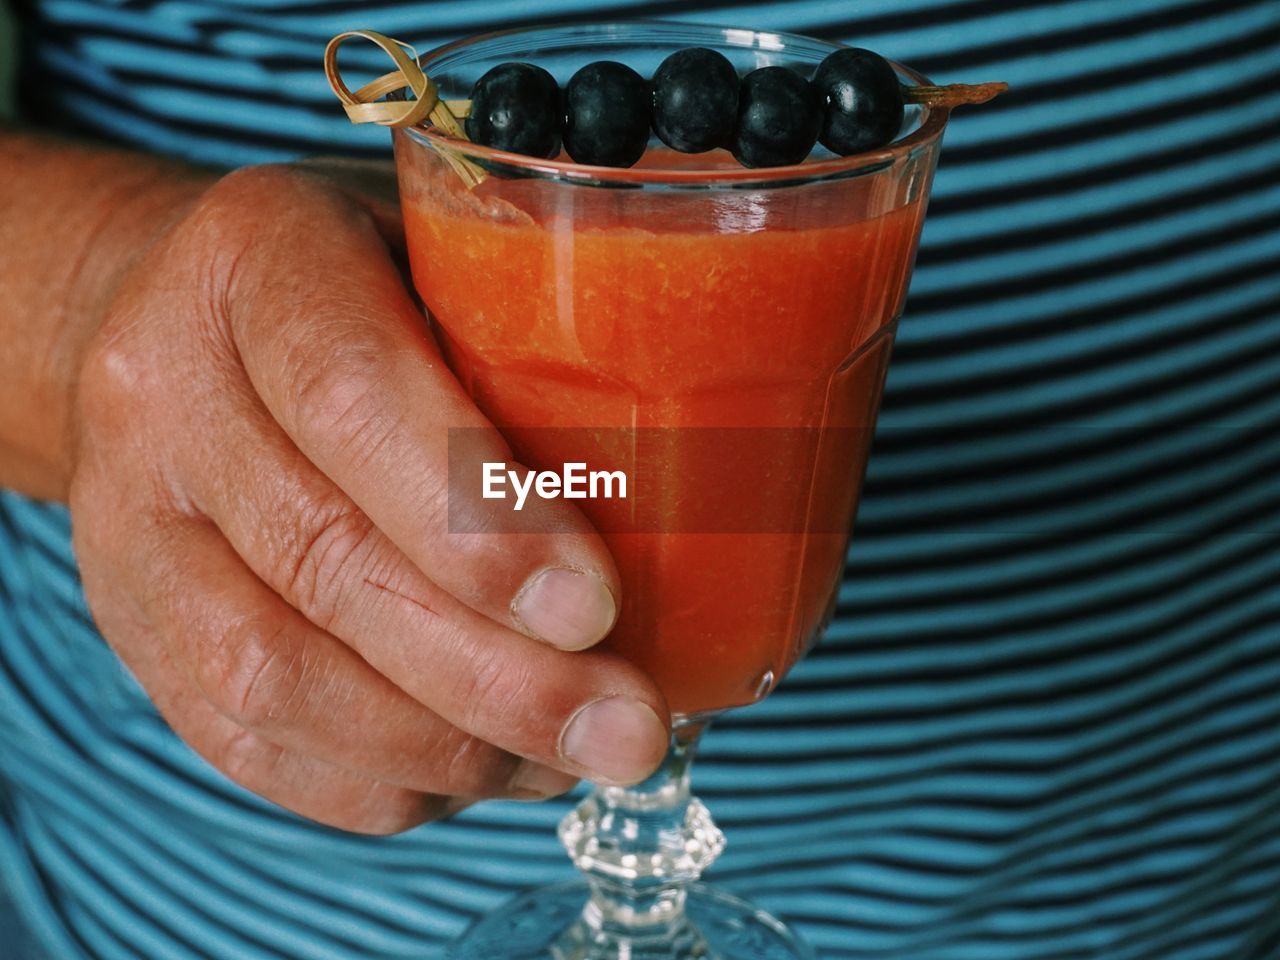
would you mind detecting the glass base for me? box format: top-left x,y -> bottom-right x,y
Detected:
447,880 -> 816,960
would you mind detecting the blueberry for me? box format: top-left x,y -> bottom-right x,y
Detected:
811,48 -> 904,155
465,62 -> 561,159
731,66 -> 822,168
563,61 -> 651,167
651,47 -> 739,153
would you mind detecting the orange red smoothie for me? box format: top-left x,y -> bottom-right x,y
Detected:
398,144 -> 927,717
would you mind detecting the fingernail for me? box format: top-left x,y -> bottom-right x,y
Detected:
560,696 -> 668,785
513,568 -> 617,651
509,762 -> 579,801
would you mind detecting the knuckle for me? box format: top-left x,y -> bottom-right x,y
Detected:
193,166 -> 361,308
205,164 -> 317,220
283,500 -> 374,628
218,163 -> 297,192
198,617 -> 307,728
76,333 -> 154,435
213,164 -> 353,218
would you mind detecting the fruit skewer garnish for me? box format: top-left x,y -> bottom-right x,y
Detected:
324,30 -> 1006,187
324,31 -> 487,187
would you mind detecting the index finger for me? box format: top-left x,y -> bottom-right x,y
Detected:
218,168 -> 619,652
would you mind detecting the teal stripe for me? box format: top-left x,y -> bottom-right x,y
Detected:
913,183 -> 1280,294
885,271 -> 1280,418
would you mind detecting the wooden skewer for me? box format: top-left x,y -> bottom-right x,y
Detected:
438,80 -> 1006,122
904,81 -> 1009,107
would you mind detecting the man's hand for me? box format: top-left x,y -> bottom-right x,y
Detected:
17,155 -> 668,833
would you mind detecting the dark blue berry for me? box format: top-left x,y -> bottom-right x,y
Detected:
811,48 -> 904,155
651,47 -> 739,153
465,62 -> 561,160
563,61 -> 651,167
731,66 -> 822,168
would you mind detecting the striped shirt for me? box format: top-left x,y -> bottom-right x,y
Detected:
3,1 -> 1280,957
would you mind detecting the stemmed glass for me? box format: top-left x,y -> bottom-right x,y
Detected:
387,21 -> 950,960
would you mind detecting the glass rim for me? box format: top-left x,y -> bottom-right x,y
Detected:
402,19 -> 948,187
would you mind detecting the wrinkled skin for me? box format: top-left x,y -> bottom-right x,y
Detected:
61,161 -> 670,834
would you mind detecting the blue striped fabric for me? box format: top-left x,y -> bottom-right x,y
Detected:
3,0 -> 1280,958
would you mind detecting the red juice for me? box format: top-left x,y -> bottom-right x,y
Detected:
398,142 -> 929,716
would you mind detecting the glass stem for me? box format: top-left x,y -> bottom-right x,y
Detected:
556,720 -> 724,955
